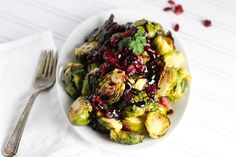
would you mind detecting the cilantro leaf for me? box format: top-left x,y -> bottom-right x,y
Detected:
118,29 -> 147,55
129,30 -> 147,55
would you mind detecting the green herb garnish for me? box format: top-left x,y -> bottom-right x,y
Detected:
118,29 -> 147,55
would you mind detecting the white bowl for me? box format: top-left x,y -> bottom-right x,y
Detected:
56,9 -> 191,152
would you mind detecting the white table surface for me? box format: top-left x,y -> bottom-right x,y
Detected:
1,0 -> 236,156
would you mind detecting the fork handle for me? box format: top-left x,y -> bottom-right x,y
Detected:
2,90 -> 40,157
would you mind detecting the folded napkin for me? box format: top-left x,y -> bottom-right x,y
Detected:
0,31 -> 122,157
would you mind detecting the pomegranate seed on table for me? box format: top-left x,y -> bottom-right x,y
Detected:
173,24 -> 180,32
168,0 -> 175,5
163,7 -> 173,12
174,4 -> 184,15
203,19 -> 212,27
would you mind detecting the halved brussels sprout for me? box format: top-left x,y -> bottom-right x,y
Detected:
133,91 -> 149,103
81,67 -> 99,96
85,14 -> 114,42
154,33 -> 175,55
68,96 -> 93,126
157,67 -> 178,97
74,41 -> 98,58
110,129 -> 144,145
64,62 -> 85,98
87,63 -> 99,72
164,51 -> 185,68
145,111 -> 170,138
141,51 -> 150,64
146,21 -> 164,38
97,69 -> 126,105
134,78 -> 147,91
122,117 -> 146,133
123,105 -> 146,117
97,117 -> 123,132
132,19 -> 147,27
171,68 -> 191,100
145,99 -> 167,115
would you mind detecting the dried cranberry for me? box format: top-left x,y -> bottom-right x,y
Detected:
114,52 -> 122,59
163,7 -> 173,12
91,95 -> 107,112
168,0 -> 175,5
123,91 -> 134,103
110,34 -> 121,45
99,63 -> 109,77
103,52 -> 120,68
145,84 -> 157,97
203,19 -> 212,27
173,24 -> 180,32
121,29 -> 136,37
174,4 -> 184,15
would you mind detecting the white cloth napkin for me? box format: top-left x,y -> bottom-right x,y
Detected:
0,31 -> 123,157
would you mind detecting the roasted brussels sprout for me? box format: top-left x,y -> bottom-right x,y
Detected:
87,63 -> 99,72
123,105 -> 146,117
164,51 -> 185,68
85,14 -> 114,42
145,99 -> 167,115
122,117 -> 146,133
97,117 -> 123,132
157,67 -> 178,97
171,68 -> 191,100
90,111 -> 109,134
97,69 -> 126,104
145,111 -> 170,138
132,19 -> 147,27
64,62 -> 85,98
74,41 -> 99,59
154,33 -> 175,55
146,21 -> 164,38
110,129 -> 144,145
141,51 -> 150,64
134,78 -> 147,91
81,67 -> 99,96
68,96 -> 93,126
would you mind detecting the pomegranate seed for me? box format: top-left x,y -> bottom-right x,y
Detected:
203,19 -> 212,27
127,64 -> 135,73
173,24 -> 180,32
168,0 -> 175,5
123,124 -> 131,132
160,97 -> 173,111
174,4 -> 184,15
163,7 -> 173,12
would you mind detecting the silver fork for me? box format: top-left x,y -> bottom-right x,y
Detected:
2,50 -> 58,157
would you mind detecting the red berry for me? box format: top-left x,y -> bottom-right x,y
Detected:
168,0 -> 175,5
145,84 -> 157,97
163,7 -> 173,12
123,124 -> 131,132
174,4 -> 184,15
173,24 -> 180,32
203,19 -> 212,27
